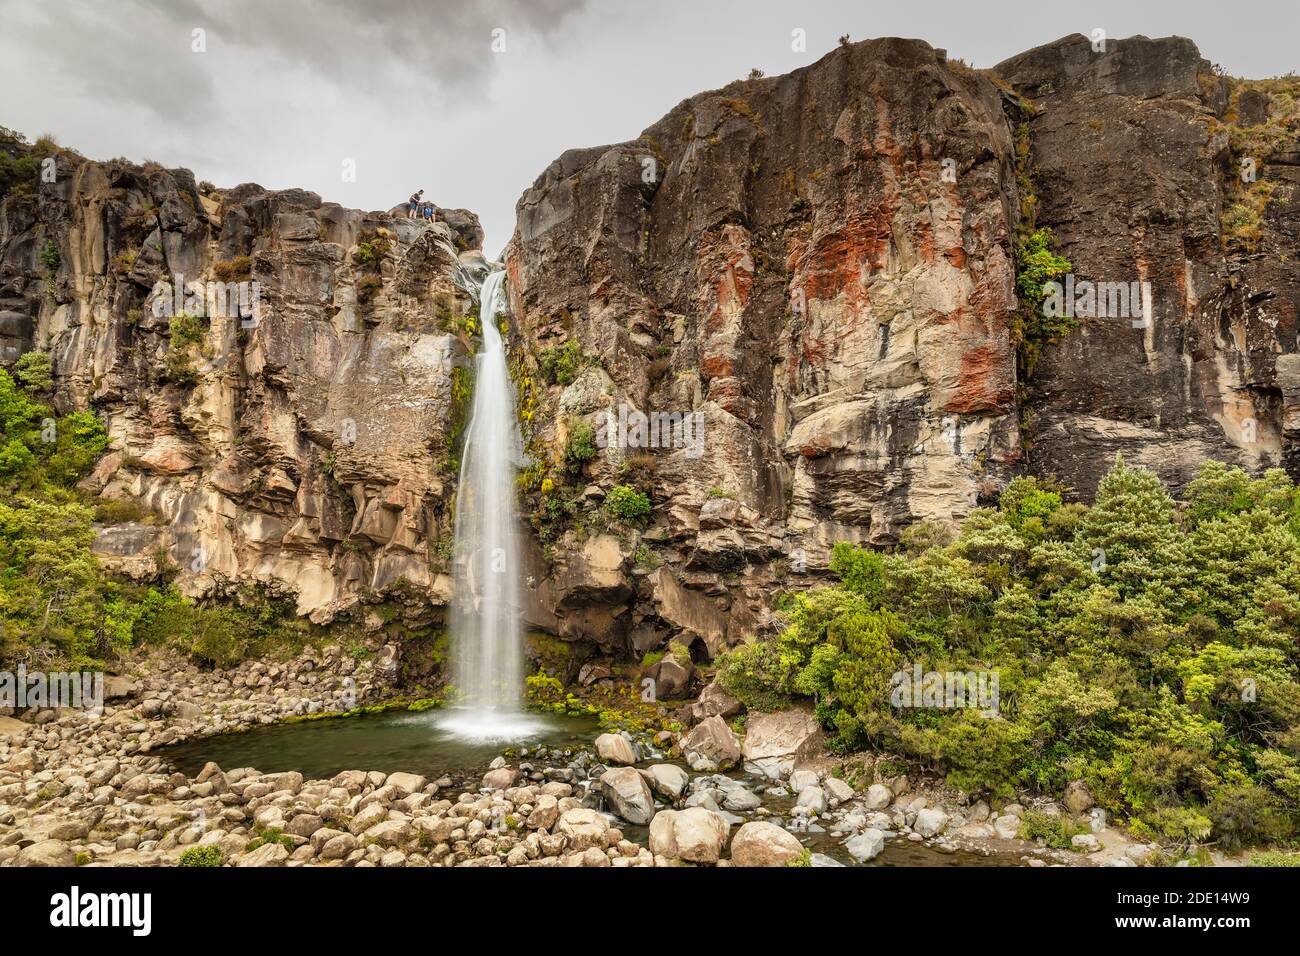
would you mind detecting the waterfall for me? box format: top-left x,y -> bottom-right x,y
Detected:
439,270 -> 537,740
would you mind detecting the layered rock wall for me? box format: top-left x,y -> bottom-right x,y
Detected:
3,32 -> 1298,666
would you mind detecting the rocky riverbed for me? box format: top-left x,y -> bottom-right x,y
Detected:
0,648 -> 1162,868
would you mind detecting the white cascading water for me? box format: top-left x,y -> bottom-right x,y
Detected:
439,270 -> 538,740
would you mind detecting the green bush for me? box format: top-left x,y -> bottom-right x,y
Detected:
245,828 -> 294,852
564,418 -> 597,468
1250,850 -> 1300,867
1014,227 -> 1073,372
538,340 -> 586,386
179,845 -> 223,867
604,484 -> 650,523
717,455 -> 1300,849
163,313 -> 206,386
14,351 -> 53,393
1018,810 -> 1088,850
40,238 -> 60,271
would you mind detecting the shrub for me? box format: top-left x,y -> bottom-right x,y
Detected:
163,313 -> 206,386
212,256 -> 252,282
14,351 -> 53,393
713,454 -> 1300,848
1250,850 -> 1300,867
1018,810 -> 1089,850
829,541 -> 885,606
564,418 -> 597,468
1205,785 -> 1293,851
538,340 -> 586,385
245,828 -> 294,852
604,484 -> 650,523
39,239 -> 60,271
179,845 -> 223,867
1015,227 -> 1073,336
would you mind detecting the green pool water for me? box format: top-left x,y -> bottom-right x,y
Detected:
161,708 -> 1018,867
161,708 -> 602,785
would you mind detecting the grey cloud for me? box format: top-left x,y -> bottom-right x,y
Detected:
3,0 -> 590,122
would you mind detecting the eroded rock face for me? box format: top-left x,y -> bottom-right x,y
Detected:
995,35 -> 1300,495
4,31 -> 1297,672
506,36 -> 1024,658
502,31 -> 1300,662
0,157 -> 482,624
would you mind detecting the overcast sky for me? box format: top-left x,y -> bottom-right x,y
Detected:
2,0 -> 1296,257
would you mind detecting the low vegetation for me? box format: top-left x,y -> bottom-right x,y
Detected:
537,340 -> 588,386
720,457 -> 1300,849
0,367 -> 307,669
604,484 -> 651,524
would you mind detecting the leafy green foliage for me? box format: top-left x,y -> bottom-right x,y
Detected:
1014,227 -> 1074,370
39,239 -> 60,271
604,484 -> 650,523
163,313 -> 206,387
537,340 -> 586,386
14,351 -> 52,393
179,845 -> 223,867
0,367 -> 302,669
720,457 -> 1300,848
0,127 -> 56,204
444,364 -> 475,475
1018,810 -> 1089,850
564,418 -> 597,469
131,584 -> 306,668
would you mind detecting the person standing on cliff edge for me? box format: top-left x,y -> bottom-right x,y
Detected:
407,188 -> 424,218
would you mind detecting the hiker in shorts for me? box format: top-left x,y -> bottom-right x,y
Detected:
407,189 -> 424,218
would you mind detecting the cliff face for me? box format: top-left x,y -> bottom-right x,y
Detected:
997,35 -> 1300,493
0,151 -> 485,623
3,33 -> 1298,668
504,34 -> 1299,662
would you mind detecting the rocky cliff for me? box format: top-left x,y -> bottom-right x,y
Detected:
2,33 -> 1297,671
0,148 -> 486,625
503,33 -> 1299,667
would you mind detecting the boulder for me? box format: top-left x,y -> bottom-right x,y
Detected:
741,707 -> 823,779
824,777 -> 855,803
362,820 -> 413,847
103,675 -> 140,700
385,772 -> 427,797
527,794 -> 560,830
556,808 -> 608,852
594,733 -> 637,766
1072,833 -> 1102,853
789,769 -> 820,793
730,821 -> 804,867
482,767 -> 518,790
644,764 -> 689,800
16,840 -> 75,867
795,786 -> 827,814
845,828 -> 886,862
993,815 -> 1022,840
236,843 -> 290,867
914,808 -> 950,838
645,658 -> 692,699
680,715 -> 741,771
1064,780 -> 1095,815
864,783 -> 893,810
722,787 -> 761,812
600,767 -> 655,825
689,680 -> 742,724
648,807 -> 730,863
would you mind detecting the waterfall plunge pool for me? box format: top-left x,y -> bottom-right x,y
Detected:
161,710 -> 602,786
159,711 -> 1017,867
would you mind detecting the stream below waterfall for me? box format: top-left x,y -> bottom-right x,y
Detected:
161,712 -> 1017,867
